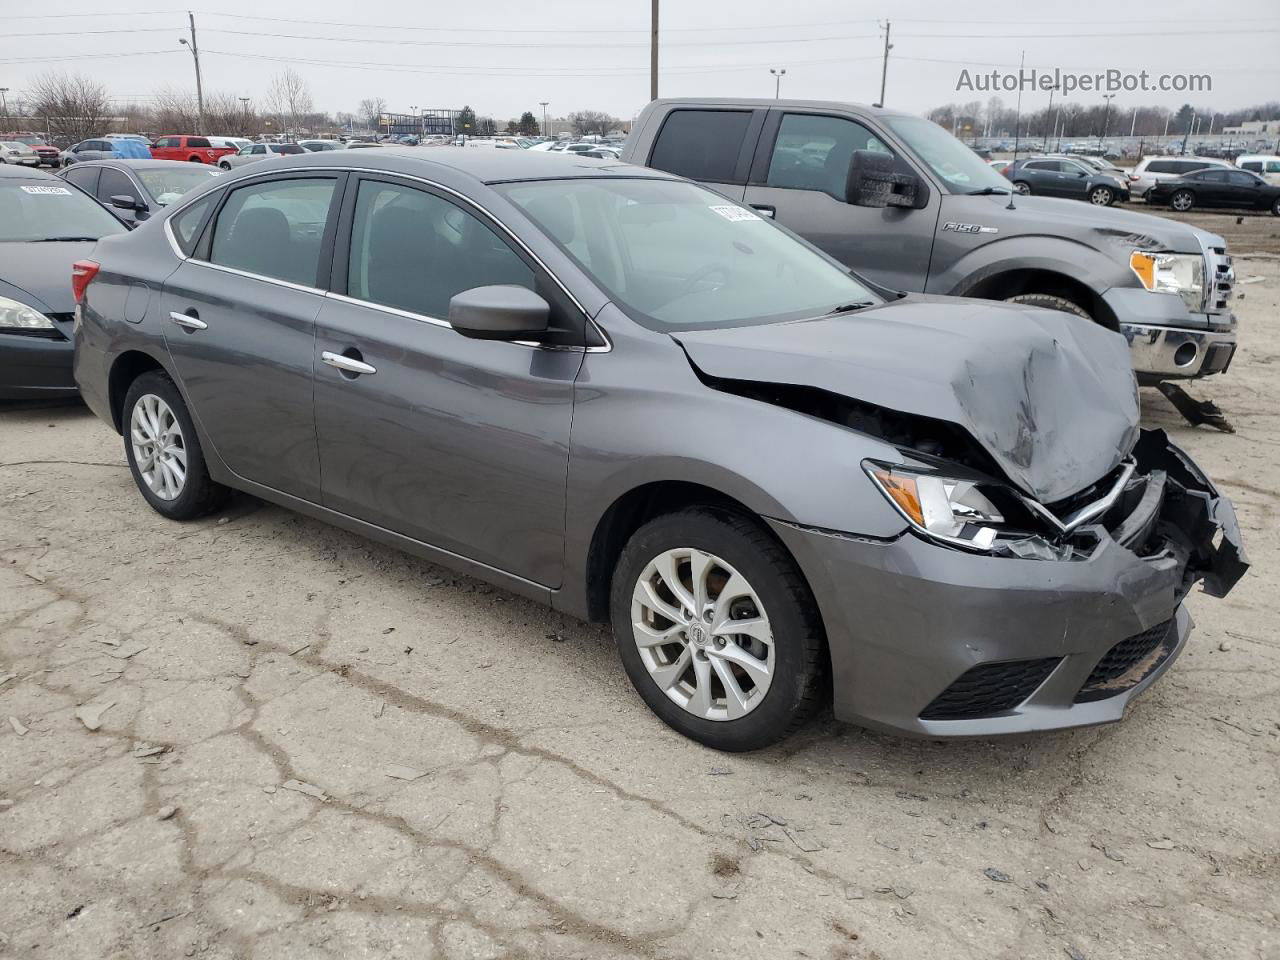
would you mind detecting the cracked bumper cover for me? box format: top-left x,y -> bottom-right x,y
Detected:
768,430 -> 1248,737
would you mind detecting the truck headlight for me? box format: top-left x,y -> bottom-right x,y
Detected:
865,464 -> 1006,552
1129,251 -> 1205,312
0,296 -> 55,332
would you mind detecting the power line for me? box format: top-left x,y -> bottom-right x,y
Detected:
202,27 -> 880,48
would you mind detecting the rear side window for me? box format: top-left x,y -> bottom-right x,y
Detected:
1145,160 -> 1174,174
1176,161 -> 1210,174
649,110 -> 752,184
187,137 -> 211,149
63,165 -> 100,194
1025,160 -> 1057,171
1194,170 -> 1226,182
170,194 -> 217,255
209,178 -> 337,286
1240,161 -> 1262,173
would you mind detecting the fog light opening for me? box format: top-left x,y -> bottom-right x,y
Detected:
1173,342 -> 1198,367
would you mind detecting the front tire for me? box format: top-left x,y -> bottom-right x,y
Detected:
1013,180 -> 1031,195
1271,198 -> 1280,217
609,508 -> 825,751
1171,189 -> 1195,212
123,371 -> 228,521
1003,293 -> 1092,320
1089,186 -> 1115,206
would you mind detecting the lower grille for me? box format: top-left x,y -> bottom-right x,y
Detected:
920,657 -> 1061,721
1074,619 -> 1173,703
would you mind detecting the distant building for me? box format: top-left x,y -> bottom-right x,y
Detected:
1222,119 -> 1277,136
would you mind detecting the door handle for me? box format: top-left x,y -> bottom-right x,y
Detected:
321,350 -> 377,377
750,204 -> 777,218
168,310 -> 207,330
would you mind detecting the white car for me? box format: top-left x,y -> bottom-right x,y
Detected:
217,142 -> 306,170
1236,154 -> 1280,186
207,136 -> 252,152
1129,156 -> 1232,198
0,141 -> 41,166
298,139 -> 345,152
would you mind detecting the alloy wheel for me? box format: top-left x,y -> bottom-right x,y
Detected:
1172,191 -> 1194,212
1090,188 -> 1113,205
631,548 -> 774,721
130,394 -> 187,501
1014,181 -> 1031,195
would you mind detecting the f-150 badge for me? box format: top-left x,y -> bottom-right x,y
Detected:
942,221 -> 998,234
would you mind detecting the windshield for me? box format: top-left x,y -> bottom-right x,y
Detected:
883,116 -> 1011,194
0,182 -> 128,242
273,144 -> 305,155
499,178 -> 878,331
136,167 -> 222,206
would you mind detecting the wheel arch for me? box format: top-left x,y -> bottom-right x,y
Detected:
955,267 -> 1120,331
107,348 -> 172,433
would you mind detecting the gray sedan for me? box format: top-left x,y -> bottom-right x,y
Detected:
217,142 -> 306,170
71,149 -> 1245,748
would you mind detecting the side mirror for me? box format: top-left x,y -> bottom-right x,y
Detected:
110,194 -> 142,211
449,285 -> 550,341
845,149 -> 924,209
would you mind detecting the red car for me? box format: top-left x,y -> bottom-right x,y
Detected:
0,133 -> 60,166
149,135 -> 236,164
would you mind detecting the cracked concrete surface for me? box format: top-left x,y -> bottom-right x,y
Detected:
2,261 -> 1278,959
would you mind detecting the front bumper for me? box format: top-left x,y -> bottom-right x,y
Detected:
0,331 -> 77,399
769,430 -> 1247,737
1121,322 -> 1237,382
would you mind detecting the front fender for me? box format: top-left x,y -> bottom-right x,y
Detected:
927,234 -> 1125,300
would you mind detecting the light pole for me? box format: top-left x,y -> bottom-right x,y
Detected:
770,68 -> 786,99
539,101 -> 549,138
239,97 -> 250,135
1100,93 -> 1115,153
179,12 -> 204,135
0,88 -> 8,121
410,104 -> 418,137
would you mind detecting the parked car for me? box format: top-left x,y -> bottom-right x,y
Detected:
62,137 -> 151,165
0,164 -> 127,398
218,142 -> 306,169
207,136 -> 252,153
1128,156 -> 1232,198
59,159 -> 223,225
579,146 -> 622,160
70,149 -> 1246,748
622,99 -> 1237,385
150,135 -> 237,165
298,139 -> 345,152
1006,157 -> 1130,206
1,134 -> 61,167
988,159 -> 1011,176
1148,167 -> 1280,215
0,141 -> 41,167
1235,154 -> 1280,185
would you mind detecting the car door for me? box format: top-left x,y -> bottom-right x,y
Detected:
1059,160 -> 1093,198
1224,170 -> 1262,208
1188,170 -> 1229,206
311,174 -> 581,587
743,110 -> 937,291
151,137 -> 175,161
158,172 -> 345,503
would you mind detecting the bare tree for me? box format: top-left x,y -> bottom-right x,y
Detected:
23,71 -> 111,143
568,110 -> 617,137
357,97 -> 387,133
266,68 -> 314,137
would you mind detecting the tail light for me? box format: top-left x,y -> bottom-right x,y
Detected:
71,260 -> 100,304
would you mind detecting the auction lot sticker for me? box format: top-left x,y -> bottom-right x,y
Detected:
709,204 -> 761,222
20,185 -> 73,196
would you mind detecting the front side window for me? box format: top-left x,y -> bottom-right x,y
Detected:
649,110 -> 752,184
187,137 -> 211,149
346,179 -> 533,319
500,177 -> 877,331
0,182 -> 129,243
97,168 -> 137,203
209,178 -> 337,286
154,137 -> 175,149
1228,171 -> 1260,186
766,114 -> 890,197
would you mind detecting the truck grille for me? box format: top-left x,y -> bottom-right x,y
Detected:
1205,245 -> 1233,314
920,657 -> 1061,721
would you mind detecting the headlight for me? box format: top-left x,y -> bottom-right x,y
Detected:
1129,251 -> 1205,312
0,296 -> 54,332
865,464 -> 1006,552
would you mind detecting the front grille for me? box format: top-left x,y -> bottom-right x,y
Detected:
920,657 -> 1061,721
1074,619 -> 1173,703
1206,245 -> 1233,314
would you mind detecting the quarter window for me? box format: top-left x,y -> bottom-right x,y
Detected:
767,114 -> 890,196
346,179 -> 534,319
209,178 -> 337,286
170,194 -> 217,256
649,110 -> 753,184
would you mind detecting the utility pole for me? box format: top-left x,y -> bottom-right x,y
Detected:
239,96 -> 250,136
876,21 -> 892,106
0,88 -> 8,121
1181,109 -> 1196,155
180,12 -> 205,135
650,0 -> 659,102
770,68 -> 786,99
539,101 -> 549,138
1011,51 -> 1025,160
1043,82 -> 1058,152
1100,93 -> 1114,153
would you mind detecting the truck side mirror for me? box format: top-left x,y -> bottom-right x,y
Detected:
845,149 -> 926,209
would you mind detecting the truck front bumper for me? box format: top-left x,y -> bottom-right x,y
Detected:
1121,322 -> 1237,384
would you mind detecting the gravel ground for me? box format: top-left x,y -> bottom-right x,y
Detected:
1,258 -> 1276,960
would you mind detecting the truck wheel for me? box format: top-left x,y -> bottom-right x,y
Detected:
609,508 -> 826,751
187,155 -> 203,164
1013,181 -> 1031,195
1170,189 -> 1195,212
1004,293 -> 1091,320
1089,186 -> 1115,206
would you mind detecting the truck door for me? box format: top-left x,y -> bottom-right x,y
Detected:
742,110 -> 938,292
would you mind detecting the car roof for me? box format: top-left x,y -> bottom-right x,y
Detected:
0,164 -> 56,180
63,158 -> 200,171
259,145 -> 674,185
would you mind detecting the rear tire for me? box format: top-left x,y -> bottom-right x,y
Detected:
187,155 -> 203,164
609,508 -> 825,751
1271,198 -> 1280,217
1171,189 -> 1195,212
122,371 -> 228,521
1003,293 -> 1091,320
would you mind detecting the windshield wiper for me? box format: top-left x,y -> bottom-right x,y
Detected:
966,187 -> 1010,196
28,236 -> 100,243
828,301 -> 877,314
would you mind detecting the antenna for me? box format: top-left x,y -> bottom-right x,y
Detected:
1007,50 -> 1025,210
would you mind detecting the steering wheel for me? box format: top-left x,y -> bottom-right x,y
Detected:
673,263 -> 731,300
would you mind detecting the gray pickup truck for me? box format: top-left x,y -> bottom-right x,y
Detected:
621,98 -> 1237,391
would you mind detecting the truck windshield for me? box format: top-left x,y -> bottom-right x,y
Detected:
883,116 -> 1011,194
499,178 -> 879,331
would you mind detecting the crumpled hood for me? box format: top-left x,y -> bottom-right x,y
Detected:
673,294 -> 1140,504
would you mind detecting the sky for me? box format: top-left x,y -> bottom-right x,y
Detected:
2,0 -> 1278,123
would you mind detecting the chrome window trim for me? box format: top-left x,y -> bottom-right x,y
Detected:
189,258 -> 329,295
